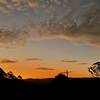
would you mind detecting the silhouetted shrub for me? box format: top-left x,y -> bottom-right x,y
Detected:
53,73 -> 67,85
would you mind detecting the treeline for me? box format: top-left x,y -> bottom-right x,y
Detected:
0,68 -> 22,80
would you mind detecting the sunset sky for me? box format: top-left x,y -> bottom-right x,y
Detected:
0,0 -> 99,79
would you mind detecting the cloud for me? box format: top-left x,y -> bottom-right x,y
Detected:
0,0 -> 38,13
0,26 -> 31,46
0,0 -> 20,13
61,60 -> 78,63
26,58 -> 42,61
0,0 -> 99,47
1,59 -> 17,63
35,67 -> 55,71
29,0 -> 100,47
27,0 -> 38,9
78,63 -> 88,65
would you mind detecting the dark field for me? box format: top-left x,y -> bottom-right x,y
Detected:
0,77 -> 99,99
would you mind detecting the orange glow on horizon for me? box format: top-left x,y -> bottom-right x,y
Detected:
0,67 -> 90,79
69,72 -> 91,78
0,63 -> 91,79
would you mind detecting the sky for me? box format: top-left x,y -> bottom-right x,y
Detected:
0,0 -> 99,78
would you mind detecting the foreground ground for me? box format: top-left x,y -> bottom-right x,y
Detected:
0,77 -> 99,98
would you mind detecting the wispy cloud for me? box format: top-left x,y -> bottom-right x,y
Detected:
35,67 -> 55,71
61,60 -> 78,63
1,59 -> 17,63
26,58 -> 42,61
78,63 -> 88,65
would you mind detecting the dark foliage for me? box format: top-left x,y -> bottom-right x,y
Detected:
0,68 -> 22,80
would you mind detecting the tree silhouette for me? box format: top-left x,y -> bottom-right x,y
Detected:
0,68 -> 6,79
88,62 -> 100,77
18,75 -> 22,80
54,73 -> 66,85
0,67 -> 23,80
53,70 -> 71,84
6,71 -> 17,79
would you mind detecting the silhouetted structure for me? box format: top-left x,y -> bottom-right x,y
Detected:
62,70 -> 71,78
